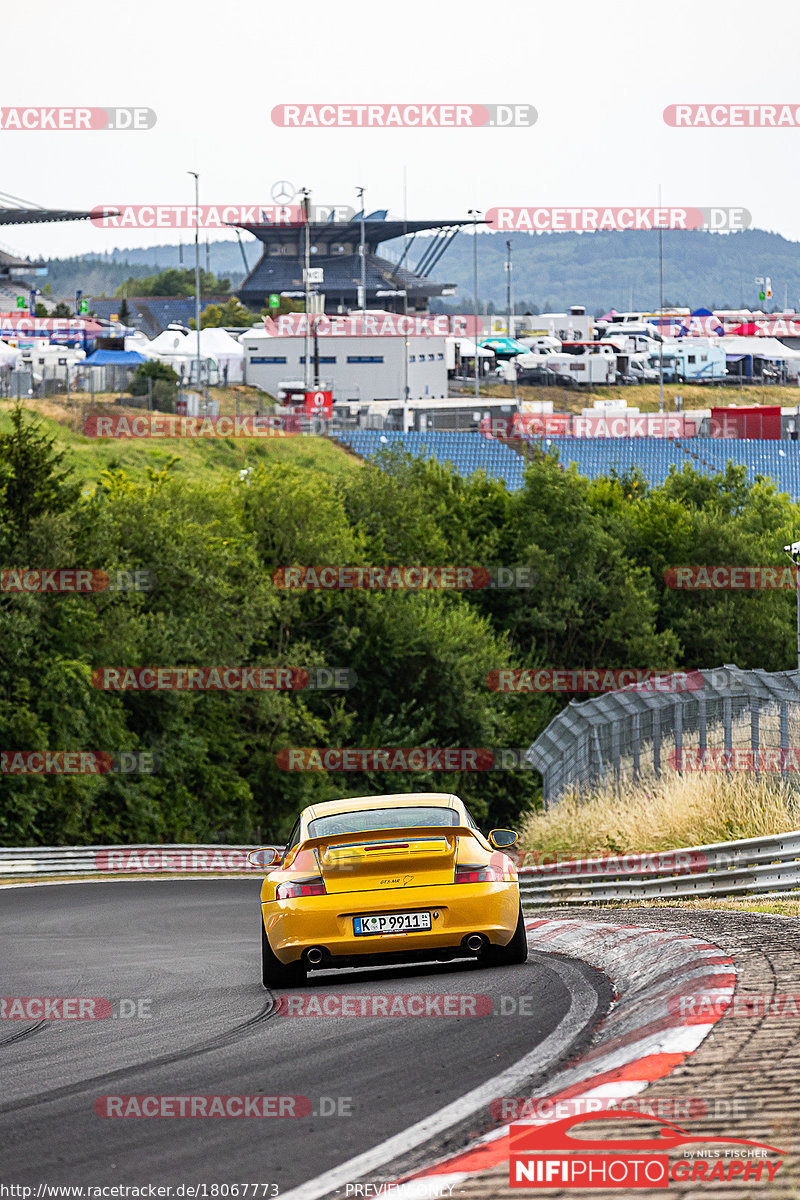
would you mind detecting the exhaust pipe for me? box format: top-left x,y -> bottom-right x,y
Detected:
304,947 -> 324,966
466,934 -> 484,953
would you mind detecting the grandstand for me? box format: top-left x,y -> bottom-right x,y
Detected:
333,430 -> 527,490
333,430 -> 800,500
233,213 -> 474,313
541,435 -> 800,498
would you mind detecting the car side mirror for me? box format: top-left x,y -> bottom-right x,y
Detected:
247,846 -> 282,868
488,828 -> 519,849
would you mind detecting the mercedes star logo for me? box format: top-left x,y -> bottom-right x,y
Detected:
271,180 -> 297,204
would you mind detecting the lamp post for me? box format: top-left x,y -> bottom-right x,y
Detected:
658,183 -> 664,414
356,186 -> 366,312
505,239 -> 513,337
188,172 -> 202,396
468,209 -> 482,397
301,188 -> 311,391
506,238 -> 517,404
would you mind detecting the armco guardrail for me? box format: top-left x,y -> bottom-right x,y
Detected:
517,829 -> 800,905
0,844 -> 275,878
2,833 -> 800,903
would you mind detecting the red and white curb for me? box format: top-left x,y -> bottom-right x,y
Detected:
389,917 -> 736,1196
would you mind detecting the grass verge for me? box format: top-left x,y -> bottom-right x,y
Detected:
519,772 -> 800,859
0,397 -> 362,486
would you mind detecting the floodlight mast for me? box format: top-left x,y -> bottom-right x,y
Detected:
188,171 -> 202,396
302,188 -> 311,391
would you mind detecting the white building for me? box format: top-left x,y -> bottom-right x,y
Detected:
240,329 -> 448,404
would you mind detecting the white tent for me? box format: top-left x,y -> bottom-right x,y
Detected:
148,329 -> 190,357
449,336 -> 494,357
722,335 -> 800,380
183,328 -> 244,383
124,331 -> 159,359
0,340 -> 19,366
722,335 -> 800,361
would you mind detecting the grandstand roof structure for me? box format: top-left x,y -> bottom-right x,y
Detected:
0,246 -> 47,280
231,213 -> 478,313
0,206 -> 103,227
0,192 -> 118,283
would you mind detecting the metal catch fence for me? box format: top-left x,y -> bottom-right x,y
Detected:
525,665 -> 800,806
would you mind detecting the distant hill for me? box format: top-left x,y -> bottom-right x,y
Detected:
36,227 -> 800,315
415,227 -> 800,316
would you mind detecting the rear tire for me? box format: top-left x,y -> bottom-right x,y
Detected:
485,902 -> 528,967
261,920 -> 306,989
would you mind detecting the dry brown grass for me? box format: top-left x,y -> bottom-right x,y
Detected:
519,771 -> 800,859
609,897 -> 800,917
477,381 -> 800,412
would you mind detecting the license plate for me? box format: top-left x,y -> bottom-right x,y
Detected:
353,911 -> 432,936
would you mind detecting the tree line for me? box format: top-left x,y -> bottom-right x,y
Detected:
1,406 -> 797,845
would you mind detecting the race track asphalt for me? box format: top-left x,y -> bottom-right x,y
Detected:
0,881 -> 611,1193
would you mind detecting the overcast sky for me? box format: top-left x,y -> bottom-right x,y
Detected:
3,0 -> 800,261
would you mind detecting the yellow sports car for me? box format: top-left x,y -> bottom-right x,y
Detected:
249,792 -> 526,988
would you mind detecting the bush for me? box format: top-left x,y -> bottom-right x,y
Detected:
152,380 -> 177,412
128,360 -> 180,396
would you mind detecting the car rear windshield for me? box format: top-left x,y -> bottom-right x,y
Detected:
307,807 -> 459,839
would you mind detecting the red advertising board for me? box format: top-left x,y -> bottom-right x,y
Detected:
710,406 -> 781,439
304,389 -> 333,417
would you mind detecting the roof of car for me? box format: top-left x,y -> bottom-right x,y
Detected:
302,793 -> 462,822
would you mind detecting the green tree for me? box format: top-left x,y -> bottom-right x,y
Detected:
128,360 -> 180,397
193,298 -> 260,329
0,404 -> 79,538
115,269 -> 230,298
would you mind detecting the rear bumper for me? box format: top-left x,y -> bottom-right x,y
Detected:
262,882 -> 519,965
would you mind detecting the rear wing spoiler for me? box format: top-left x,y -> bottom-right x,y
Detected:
295,823 -> 485,857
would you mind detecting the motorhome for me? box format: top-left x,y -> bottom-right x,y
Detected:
498,305 -> 593,343
599,310 -> 689,327
16,340 -> 85,385
602,328 -> 662,354
659,339 -> 727,382
544,341 -> 617,386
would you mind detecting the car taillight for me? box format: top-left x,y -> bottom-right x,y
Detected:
276,876 -> 327,900
454,864 -> 505,884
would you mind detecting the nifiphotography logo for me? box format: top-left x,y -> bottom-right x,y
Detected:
509,1111 -> 785,1188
